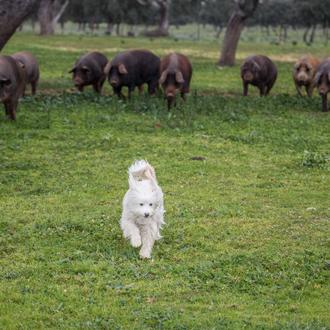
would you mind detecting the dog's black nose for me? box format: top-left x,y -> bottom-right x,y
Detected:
144,213 -> 150,218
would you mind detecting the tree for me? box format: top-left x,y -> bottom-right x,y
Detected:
38,0 -> 69,35
0,0 -> 41,50
200,0 -> 233,38
138,0 -> 171,36
219,0 -> 260,66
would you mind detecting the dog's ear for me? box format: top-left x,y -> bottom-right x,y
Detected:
144,165 -> 156,181
128,173 -> 138,190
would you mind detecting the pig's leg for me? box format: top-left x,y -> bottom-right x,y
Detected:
259,85 -> 266,96
265,77 -> 276,96
100,76 -> 106,89
113,86 -> 124,99
3,102 -> 10,117
264,85 -> 271,96
167,97 -> 173,111
128,86 -> 135,99
181,92 -> 186,101
93,82 -> 102,94
5,100 -> 17,120
77,85 -> 84,92
148,80 -> 158,95
138,85 -> 144,95
322,94 -> 328,112
306,84 -> 314,97
295,82 -> 303,96
181,85 -> 189,101
31,81 -> 37,95
243,82 -> 249,96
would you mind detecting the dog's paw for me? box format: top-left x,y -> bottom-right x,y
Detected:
139,249 -> 151,259
130,235 -> 142,248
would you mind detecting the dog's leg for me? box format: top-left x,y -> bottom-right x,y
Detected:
121,220 -> 142,248
139,223 -> 158,259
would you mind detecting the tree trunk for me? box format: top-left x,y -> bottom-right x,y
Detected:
105,22 -> 113,35
0,0 -> 41,50
218,13 -> 246,66
157,1 -> 169,35
215,26 -> 223,39
38,0 -> 69,36
141,0 -> 170,37
309,24 -> 316,44
38,0 -> 54,35
303,26 -> 310,45
218,0 -> 259,66
116,23 -> 121,36
53,0 -> 69,28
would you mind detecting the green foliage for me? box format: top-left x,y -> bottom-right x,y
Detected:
302,151 -> 330,169
0,33 -> 329,329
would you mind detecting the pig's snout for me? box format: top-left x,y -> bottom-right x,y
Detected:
296,72 -> 309,84
73,76 -> 84,86
318,86 -> 329,95
243,72 -> 253,81
166,91 -> 175,102
110,79 -> 119,87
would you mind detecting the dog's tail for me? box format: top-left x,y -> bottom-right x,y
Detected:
128,160 -> 157,188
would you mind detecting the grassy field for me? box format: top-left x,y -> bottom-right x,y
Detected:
0,33 -> 329,329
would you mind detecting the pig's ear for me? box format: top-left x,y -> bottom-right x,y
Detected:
314,71 -> 321,84
0,77 -> 10,84
68,66 -> 76,74
118,64 -> 128,75
81,65 -> 91,73
16,60 -> 25,69
294,62 -> 300,70
104,61 -> 112,75
175,71 -> 185,84
252,61 -> 261,70
159,70 -> 168,84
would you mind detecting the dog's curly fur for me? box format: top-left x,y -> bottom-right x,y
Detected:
120,160 -> 165,259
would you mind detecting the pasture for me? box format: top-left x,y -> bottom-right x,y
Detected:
0,33 -> 329,329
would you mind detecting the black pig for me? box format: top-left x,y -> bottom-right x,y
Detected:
0,55 -> 25,120
69,52 -> 108,94
105,50 -> 160,98
241,55 -> 277,96
315,59 -> 330,112
11,51 -> 40,96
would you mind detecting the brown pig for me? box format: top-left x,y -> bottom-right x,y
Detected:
314,58 -> 330,112
293,55 -> 320,97
11,51 -> 40,95
69,52 -> 108,94
159,53 -> 192,109
105,49 -> 160,98
0,55 -> 25,120
241,55 -> 277,96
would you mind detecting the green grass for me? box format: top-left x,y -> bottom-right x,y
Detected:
0,33 -> 329,329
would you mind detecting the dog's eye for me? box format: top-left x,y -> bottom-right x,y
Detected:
149,203 -> 153,206
140,203 -> 144,206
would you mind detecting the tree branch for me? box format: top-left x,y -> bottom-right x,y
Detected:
52,0 -> 69,25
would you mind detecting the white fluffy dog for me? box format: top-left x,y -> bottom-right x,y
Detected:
120,160 -> 165,259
